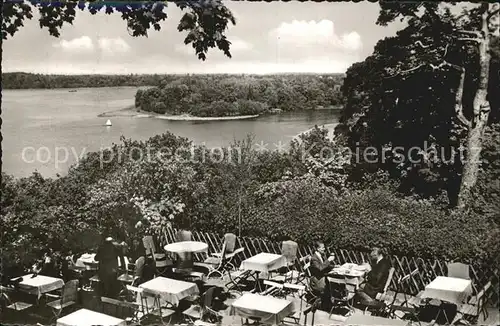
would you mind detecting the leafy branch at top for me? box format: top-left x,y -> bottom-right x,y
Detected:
2,0 -> 236,61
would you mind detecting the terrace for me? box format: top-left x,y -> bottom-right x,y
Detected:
1,228 -> 498,326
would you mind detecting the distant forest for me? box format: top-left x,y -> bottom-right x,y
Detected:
136,74 -> 345,117
1,72 -> 162,89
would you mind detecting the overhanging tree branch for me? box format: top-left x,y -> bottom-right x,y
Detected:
487,8 -> 499,21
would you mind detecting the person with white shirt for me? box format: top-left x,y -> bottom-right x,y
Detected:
309,242 -> 336,309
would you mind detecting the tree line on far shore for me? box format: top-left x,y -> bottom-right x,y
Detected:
1,72 -> 163,89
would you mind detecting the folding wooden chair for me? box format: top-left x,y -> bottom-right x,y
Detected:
282,283 -> 306,324
140,290 -> 175,325
261,280 -> 285,296
194,233 -> 244,279
447,262 -> 477,295
359,267 -> 396,315
293,255 -> 312,285
384,269 -> 422,322
2,284 -> 33,313
182,286 -> 223,324
447,262 -> 471,279
143,235 -> 171,276
224,269 -> 253,294
46,280 -> 78,321
101,296 -> 142,323
270,241 -> 299,283
452,280 -> 492,325
329,281 -> 356,318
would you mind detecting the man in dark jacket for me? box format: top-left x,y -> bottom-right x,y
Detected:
357,247 -> 392,303
95,236 -> 126,298
309,242 -> 336,310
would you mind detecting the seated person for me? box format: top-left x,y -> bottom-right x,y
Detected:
126,237 -> 148,284
309,242 -> 336,309
356,247 -> 391,304
61,250 -> 82,281
33,249 -> 60,278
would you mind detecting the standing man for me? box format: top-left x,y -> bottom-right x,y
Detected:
95,236 -> 126,298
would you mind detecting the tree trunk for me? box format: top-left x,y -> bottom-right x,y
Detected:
457,3 -> 493,209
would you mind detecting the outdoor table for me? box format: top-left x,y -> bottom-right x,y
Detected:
75,253 -> 129,270
56,308 -> 126,326
164,241 -> 208,253
18,274 -> 64,299
421,276 -> 473,324
328,263 -> 368,291
139,276 -> 199,307
240,253 -> 288,292
230,292 -> 295,325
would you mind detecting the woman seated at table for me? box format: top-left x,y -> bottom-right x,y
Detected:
61,249 -> 82,282
32,249 -> 60,278
309,242 -> 336,310
125,237 -> 148,285
356,247 -> 391,305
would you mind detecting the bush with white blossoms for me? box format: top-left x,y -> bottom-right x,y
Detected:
130,195 -> 186,230
303,147 -> 351,192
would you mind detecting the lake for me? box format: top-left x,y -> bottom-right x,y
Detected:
2,87 -> 340,178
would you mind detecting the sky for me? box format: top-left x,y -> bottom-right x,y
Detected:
2,1 -> 406,75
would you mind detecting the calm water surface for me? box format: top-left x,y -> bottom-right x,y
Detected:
2,87 -> 340,178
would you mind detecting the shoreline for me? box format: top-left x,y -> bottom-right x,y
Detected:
293,123 -> 338,142
98,106 -> 260,121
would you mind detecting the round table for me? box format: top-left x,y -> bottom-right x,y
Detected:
164,241 -> 208,253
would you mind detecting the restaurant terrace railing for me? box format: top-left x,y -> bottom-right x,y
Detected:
155,227 -> 499,307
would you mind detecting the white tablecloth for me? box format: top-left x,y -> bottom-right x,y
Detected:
164,241 -> 208,253
75,253 -> 129,270
139,276 -> 199,306
18,274 -> 64,298
240,253 -> 287,276
421,276 -> 473,305
328,263 -> 367,289
230,293 -> 295,325
57,308 -> 126,326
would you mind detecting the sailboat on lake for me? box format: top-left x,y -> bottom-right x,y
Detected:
105,119 -> 112,126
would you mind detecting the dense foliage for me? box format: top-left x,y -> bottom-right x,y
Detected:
135,74 -> 344,117
337,3 -> 500,207
1,72 -> 164,89
2,0 -> 235,61
2,129 -> 497,274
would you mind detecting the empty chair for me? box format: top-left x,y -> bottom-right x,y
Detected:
176,230 -> 193,242
100,296 -> 141,322
447,262 -> 470,280
175,230 -> 193,271
270,240 -> 299,283
46,280 -> 79,321
182,286 -> 223,323
143,235 -> 171,276
194,233 -> 244,278
281,240 -> 298,267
